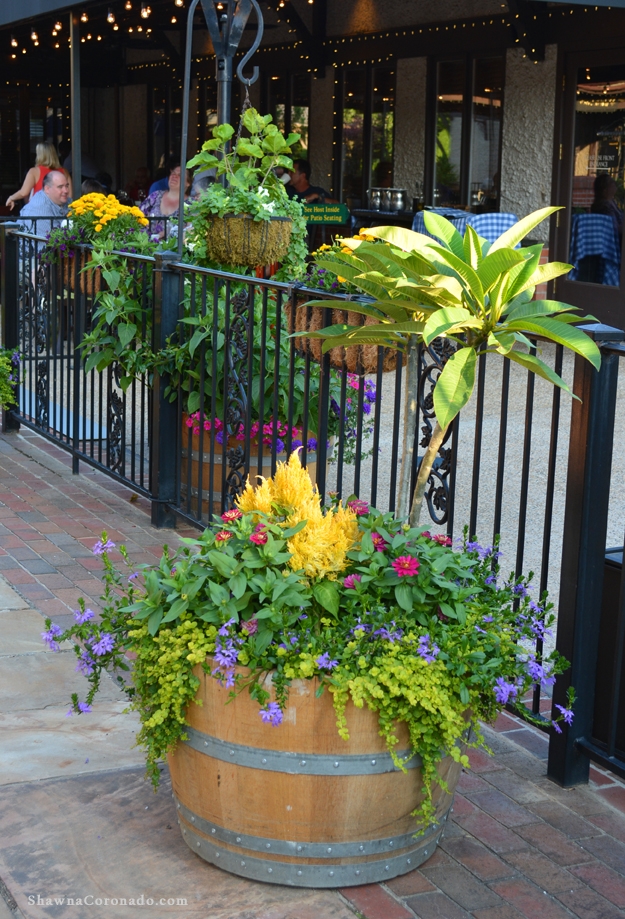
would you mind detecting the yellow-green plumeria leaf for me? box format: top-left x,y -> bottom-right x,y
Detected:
489,206 -> 560,252
425,245 -> 485,307
423,213 -> 465,259
433,347 -> 478,429
504,349 -> 576,398
477,248 -> 525,292
423,307 -> 475,346
504,317 -> 601,369
364,224 -> 438,254
508,261 -> 573,300
488,331 -> 516,354
463,224 -> 483,270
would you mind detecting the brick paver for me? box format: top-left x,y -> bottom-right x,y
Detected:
1,428 -> 625,919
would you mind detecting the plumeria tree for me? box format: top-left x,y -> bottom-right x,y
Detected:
303,207 -> 601,522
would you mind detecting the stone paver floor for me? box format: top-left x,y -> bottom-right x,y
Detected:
0,428 -> 624,919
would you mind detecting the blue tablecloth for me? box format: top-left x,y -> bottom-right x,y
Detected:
569,213 -> 621,287
412,210 -> 519,246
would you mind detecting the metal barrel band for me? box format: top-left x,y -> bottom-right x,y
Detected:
178,818 -> 444,888
175,797 -> 448,859
182,726 -> 420,775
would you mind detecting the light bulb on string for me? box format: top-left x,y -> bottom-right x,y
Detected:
80,11 -> 88,22
125,0 -> 132,9
30,29 -> 38,41
175,0 -> 184,6
113,23 -> 119,30
107,8 -> 115,23
10,35 -> 17,47
54,21 -> 63,30
140,3 -> 151,17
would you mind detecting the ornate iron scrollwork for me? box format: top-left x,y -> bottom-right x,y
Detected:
223,288 -> 250,507
33,262 -> 50,426
107,363 -> 125,472
417,339 -> 456,525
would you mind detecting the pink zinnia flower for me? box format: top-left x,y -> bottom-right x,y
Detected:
241,618 -> 258,634
433,534 -> 452,547
343,574 -> 362,589
250,529 -> 268,545
347,499 -> 369,516
215,531 -> 233,542
371,532 -> 388,552
221,508 -> 242,522
392,555 -> 420,577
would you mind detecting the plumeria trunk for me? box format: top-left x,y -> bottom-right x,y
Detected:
409,420 -> 449,527
396,336 -> 420,521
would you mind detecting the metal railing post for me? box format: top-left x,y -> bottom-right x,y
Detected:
0,223 -> 21,432
150,251 -> 180,528
548,323 -> 624,786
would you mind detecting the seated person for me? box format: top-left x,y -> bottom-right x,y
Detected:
590,174 -> 623,237
81,178 -> 105,195
19,170 -> 71,240
286,159 -> 336,204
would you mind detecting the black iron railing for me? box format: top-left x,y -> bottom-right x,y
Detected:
2,223 -> 624,782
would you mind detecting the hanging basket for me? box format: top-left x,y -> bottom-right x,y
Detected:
205,214 -> 292,268
284,296 -> 405,374
59,253 -> 102,295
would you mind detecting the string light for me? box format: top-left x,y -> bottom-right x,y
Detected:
141,3 -> 151,17
113,23 -> 119,30
80,11 -> 88,22
54,21 -> 63,30
10,36 -> 17,47
125,0 -> 132,8
30,29 -> 38,41
171,15 -> 177,22
107,8 -> 115,23
175,0 -> 184,5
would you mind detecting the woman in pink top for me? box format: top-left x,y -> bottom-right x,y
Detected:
6,142 -> 73,210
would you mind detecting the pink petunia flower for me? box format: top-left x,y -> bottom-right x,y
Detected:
343,574 -> 362,590
391,555 -> 420,577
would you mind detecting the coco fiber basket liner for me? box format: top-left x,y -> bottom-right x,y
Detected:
205,214 -> 292,268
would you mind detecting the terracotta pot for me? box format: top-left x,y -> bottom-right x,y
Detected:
168,663 -> 462,888
205,214 -> 292,268
284,297 -> 404,374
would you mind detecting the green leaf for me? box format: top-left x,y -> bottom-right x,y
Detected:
431,555 -> 454,574
208,580 -> 230,607
208,550 -> 238,577
433,347 -> 478,429
229,571 -> 247,600
489,207 -> 560,253
459,683 -> 470,705
463,224 -> 483,269
364,224 -> 439,254
504,350 -> 575,397
422,307 -> 474,347
147,608 -> 163,635
395,582 -> 413,612
161,597 -> 189,622
422,213 -> 465,259
117,322 -> 137,349
476,248 -> 525,291
504,317 -> 601,370
254,629 -> 274,656
312,580 -> 340,617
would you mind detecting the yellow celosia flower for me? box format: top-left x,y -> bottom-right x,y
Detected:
235,452 -> 359,580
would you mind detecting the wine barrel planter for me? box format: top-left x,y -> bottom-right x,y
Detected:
168,665 -> 461,888
205,214 -> 292,268
180,417 -> 318,518
284,297 -> 404,374
60,254 -> 102,295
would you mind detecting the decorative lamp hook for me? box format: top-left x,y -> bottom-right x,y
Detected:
236,0 -> 263,86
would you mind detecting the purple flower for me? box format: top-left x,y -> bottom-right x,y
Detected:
552,720 -> 563,734
11,352 -> 20,366
259,702 -> 283,727
93,538 -> 115,555
41,624 -> 63,651
485,574 -> 497,586
218,618 -> 236,637
77,701 -> 92,713
307,437 -> 318,452
291,438 -> 302,449
513,584 -> 530,598
483,615 -> 494,623
91,633 -> 115,656
128,571 -> 140,581
76,651 -> 96,676
525,658 -> 555,688
416,634 -> 439,663
555,704 -> 574,725
74,608 -> 95,624
494,677 -> 518,705
316,653 -> 338,670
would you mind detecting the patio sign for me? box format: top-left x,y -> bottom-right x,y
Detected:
302,203 -> 350,224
